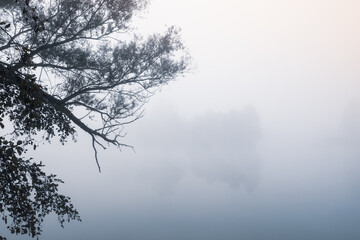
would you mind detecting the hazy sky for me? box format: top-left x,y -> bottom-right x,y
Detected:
2,0 -> 360,239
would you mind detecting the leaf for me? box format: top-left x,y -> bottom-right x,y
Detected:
5,148 -> 13,156
16,146 -> 23,155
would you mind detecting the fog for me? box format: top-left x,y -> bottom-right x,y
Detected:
2,0 -> 360,239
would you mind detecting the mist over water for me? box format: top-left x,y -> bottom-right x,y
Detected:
2,0 -> 360,239
4,100 -> 360,240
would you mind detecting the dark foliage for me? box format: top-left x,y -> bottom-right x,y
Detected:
0,136 -> 81,239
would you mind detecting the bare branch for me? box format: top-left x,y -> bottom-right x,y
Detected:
92,135 -> 102,172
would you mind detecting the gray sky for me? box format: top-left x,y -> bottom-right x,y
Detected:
2,0 -> 360,239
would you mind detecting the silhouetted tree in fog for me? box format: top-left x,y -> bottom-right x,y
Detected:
0,0 -> 189,238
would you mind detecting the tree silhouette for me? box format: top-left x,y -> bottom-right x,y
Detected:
0,0 -> 189,238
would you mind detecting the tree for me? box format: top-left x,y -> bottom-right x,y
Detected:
0,0 -> 189,238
